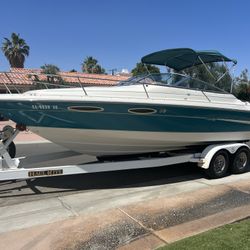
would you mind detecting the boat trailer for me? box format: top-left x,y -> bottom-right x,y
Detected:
0,125 -> 249,181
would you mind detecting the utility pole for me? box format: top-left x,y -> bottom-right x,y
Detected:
109,69 -> 117,75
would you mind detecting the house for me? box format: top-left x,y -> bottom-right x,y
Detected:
0,68 -> 129,93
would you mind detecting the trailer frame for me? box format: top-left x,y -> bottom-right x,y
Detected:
0,125 -> 249,181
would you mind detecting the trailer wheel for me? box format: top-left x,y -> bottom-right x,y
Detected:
205,150 -> 229,179
4,141 -> 16,158
231,147 -> 250,174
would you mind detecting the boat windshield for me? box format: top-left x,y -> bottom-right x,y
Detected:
118,73 -> 227,94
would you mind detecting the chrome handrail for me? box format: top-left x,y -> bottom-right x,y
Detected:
0,71 -> 230,97
0,71 -> 120,94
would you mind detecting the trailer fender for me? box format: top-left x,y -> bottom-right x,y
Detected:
198,143 -> 250,169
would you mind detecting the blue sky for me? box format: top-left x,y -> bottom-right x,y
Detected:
0,0 -> 249,75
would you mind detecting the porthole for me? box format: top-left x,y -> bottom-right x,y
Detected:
68,106 -> 104,112
128,108 -> 157,115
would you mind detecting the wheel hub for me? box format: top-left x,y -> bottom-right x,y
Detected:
235,152 -> 247,170
214,155 -> 226,174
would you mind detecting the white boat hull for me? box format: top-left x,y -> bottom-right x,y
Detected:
29,127 -> 250,156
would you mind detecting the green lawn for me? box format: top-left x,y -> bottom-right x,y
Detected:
158,218 -> 250,250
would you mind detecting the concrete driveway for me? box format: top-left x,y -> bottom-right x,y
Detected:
0,141 -> 249,249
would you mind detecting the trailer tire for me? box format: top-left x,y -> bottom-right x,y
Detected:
205,150 -> 229,179
231,147 -> 250,174
5,141 -> 16,158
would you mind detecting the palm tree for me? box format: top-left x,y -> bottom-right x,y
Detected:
1,33 -> 30,68
81,56 -> 105,74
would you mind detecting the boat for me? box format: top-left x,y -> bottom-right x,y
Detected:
0,48 -> 250,157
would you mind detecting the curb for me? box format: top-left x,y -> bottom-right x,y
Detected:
154,205 -> 250,244
118,207 -> 250,249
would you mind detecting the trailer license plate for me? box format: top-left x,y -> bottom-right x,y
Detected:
28,169 -> 63,177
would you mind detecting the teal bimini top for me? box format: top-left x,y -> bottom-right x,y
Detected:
141,48 -> 237,71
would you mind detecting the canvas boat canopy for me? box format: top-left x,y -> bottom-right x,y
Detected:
141,48 -> 237,71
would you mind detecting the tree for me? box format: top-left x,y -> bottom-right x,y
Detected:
1,33 -> 30,68
131,62 -> 160,76
40,64 -> 64,86
234,69 -> 250,101
236,69 -> 249,83
81,56 -> 105,74
41,64 -> 60,75
179,63 -> 233,92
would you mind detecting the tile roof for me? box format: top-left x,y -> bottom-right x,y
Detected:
0,68 -> 129,88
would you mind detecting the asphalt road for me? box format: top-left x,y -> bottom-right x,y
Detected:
0,142 -> 203,207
